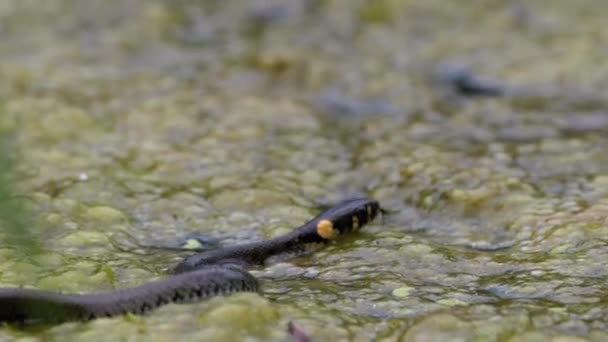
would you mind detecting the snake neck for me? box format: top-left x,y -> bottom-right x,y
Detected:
172,225 -> 326,274
173,198 -> 380,273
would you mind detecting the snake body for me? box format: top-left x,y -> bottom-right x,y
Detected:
0,198 -> 380,324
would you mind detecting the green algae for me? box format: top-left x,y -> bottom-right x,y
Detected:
0,132 -> 41,255
1,0 -> 608,341
392,286 -> 414,298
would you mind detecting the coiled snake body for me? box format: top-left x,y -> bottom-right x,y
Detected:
0,198 -> 380,324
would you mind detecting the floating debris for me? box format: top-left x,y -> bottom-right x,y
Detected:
433,64 -> 505,97
312,90 -> 401,119
288,321 -> 313,342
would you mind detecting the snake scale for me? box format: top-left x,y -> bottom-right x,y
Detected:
0,198 -> 380,324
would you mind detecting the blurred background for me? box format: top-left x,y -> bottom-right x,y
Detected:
1,1 -> 608,341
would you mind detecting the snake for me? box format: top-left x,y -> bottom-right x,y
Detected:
0,198 -> 380,325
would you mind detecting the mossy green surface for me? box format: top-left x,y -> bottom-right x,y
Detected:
2,1 -> 608,341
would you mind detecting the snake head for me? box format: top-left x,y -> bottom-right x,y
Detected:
314,198 -> 380,239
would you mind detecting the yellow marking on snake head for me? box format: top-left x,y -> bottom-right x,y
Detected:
316,219 -> 336,239
352,215 -> 359,229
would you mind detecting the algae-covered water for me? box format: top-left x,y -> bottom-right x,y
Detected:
1,0 -> 608,341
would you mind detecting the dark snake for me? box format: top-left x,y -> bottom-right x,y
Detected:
0,198 -> 380,324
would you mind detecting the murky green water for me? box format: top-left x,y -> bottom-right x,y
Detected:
1,0 -> 608,341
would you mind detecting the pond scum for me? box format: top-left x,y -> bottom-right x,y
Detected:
0,128 -> 40,255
